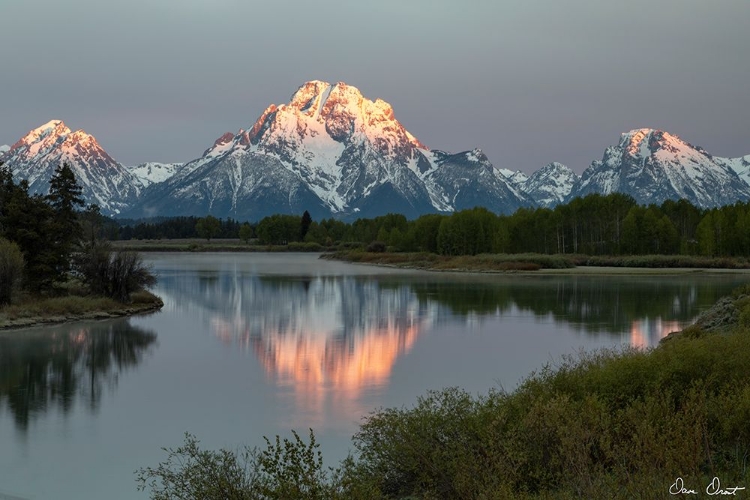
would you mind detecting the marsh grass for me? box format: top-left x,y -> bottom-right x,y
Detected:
326,251 -> 575,271
112,239 -> 328,253
328,250 -> 750,272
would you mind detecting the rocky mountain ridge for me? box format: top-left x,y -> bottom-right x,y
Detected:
2,85 -> 749,219
127,81 -> 530,220
568,129 -> 750,208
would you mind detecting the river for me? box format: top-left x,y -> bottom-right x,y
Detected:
1,253 -> 748,499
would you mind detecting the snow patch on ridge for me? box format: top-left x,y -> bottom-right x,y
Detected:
127,162 -> 181,187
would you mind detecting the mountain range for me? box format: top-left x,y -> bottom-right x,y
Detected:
1,81 -> 749,219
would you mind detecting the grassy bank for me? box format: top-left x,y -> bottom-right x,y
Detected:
0,289 -> 163,330
111,238 -> 327,253
138,286 -> 750,499
323,251 -> 573,271
325,250 -> 750,272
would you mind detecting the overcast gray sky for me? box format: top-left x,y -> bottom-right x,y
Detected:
1,0 -> 748,173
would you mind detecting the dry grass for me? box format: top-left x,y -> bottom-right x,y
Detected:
0,290 -> 163,327
324,251 -> 572,272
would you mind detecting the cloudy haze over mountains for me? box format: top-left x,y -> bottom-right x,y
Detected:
1,1 -> 748,176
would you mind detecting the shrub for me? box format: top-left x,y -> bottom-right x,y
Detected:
77,242 -> 156,302
287,242 -> 323,252
0,238 -> 24,305
366,241 -> 386,253
136,430 -> 349,500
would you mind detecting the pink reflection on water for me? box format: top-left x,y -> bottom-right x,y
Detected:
211,310 -> 428,429
630,318 -> 684,348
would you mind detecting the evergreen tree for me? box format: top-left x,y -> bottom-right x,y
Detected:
300,210 -> 312,241
2,182 -> 57,292
47,164 -> 84,280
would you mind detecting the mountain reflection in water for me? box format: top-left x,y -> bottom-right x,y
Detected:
0,319 -> 157,430
154,267 -> 746,426
203,277 -> 433,427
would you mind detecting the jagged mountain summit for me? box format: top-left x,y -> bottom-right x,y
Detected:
568,129 -> 750,208
128,81 -> 529,220
0,120 -> 143,214
126,162 -> 181,187
522,162 -> 579,208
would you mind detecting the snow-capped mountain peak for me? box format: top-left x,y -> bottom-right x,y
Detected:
0,145 -> 9,155
619,128 -> 656,157
569,128 -> 750,208
523,162 -> 579,207
125,80 -> 528,221
2,120 -> 144,214
26,119 -> 71,142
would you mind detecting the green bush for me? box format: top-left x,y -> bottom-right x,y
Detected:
137,430 -> 354,500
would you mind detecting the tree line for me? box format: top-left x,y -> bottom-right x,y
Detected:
86,192 -> 750,258
234,193 -> 750,257
0,162 -> 154,305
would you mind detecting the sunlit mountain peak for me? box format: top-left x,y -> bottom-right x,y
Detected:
1,120 -> 144,214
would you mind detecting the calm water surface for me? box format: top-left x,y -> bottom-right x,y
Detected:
1,253 -> 749,499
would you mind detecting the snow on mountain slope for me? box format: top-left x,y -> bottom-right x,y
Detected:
568,129 -> 750,208
0,145 -> 9,155
523,162 -> 579,207
129,81 -> 528,220
718,154 -> 750,188
420,149 -> 533,214
497,167 -> 529,187
127,162 -> 181,187
2,120 -> 144,214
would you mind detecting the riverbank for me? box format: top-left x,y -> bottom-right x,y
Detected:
0,290 -> 164,330
323,250 -> 750,274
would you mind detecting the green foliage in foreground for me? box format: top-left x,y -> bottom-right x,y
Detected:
138,291 -> 750,499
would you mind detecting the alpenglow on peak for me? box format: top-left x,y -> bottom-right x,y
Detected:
1,119 -> 144,214
126,80 -> 528,221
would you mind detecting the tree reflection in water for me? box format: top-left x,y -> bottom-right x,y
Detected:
0,319 -> 157,430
